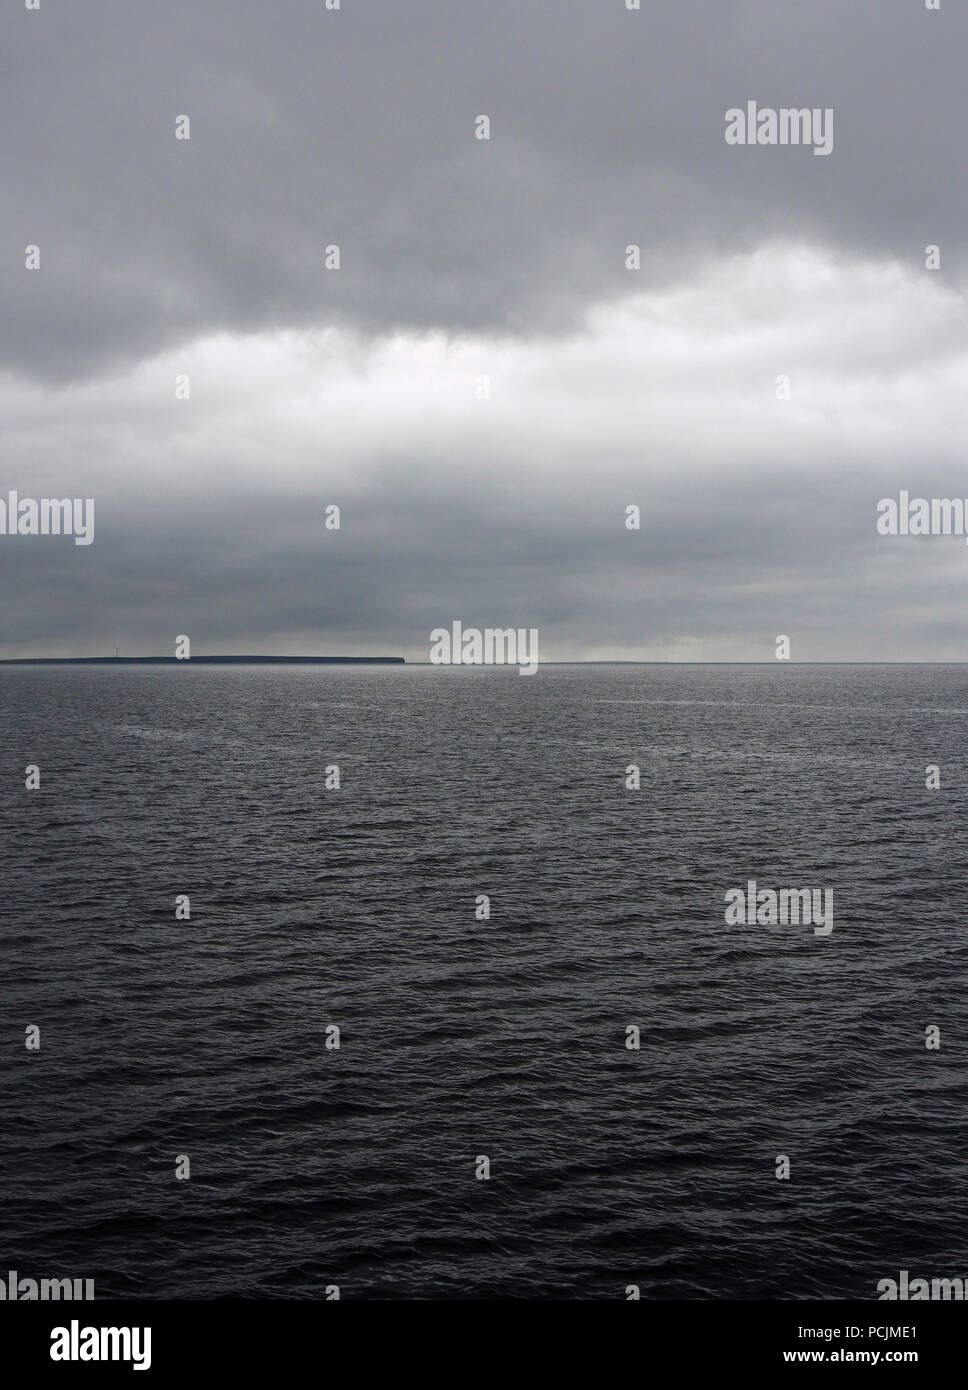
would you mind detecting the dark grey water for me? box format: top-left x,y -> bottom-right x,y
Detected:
2,664 -> 967,1299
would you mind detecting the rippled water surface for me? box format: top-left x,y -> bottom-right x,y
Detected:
2,664 -> 967,1298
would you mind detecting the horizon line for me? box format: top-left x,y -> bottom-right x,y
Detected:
2,656 -> 968,668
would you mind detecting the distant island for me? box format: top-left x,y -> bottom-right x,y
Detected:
0,655 -> 406,665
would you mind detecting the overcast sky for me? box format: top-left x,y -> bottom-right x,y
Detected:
2,0 -> 966,660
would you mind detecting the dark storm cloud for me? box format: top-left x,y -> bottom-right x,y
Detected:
1,0 -> 965,382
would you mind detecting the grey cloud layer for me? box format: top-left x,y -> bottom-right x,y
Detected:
2,243 -> 966,659
1,464 -> 965,662
2,0 -> 965,382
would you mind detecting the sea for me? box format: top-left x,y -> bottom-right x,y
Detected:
2,663 -> 967,1299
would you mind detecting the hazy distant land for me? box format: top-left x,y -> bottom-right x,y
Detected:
0,655 -> 406,665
